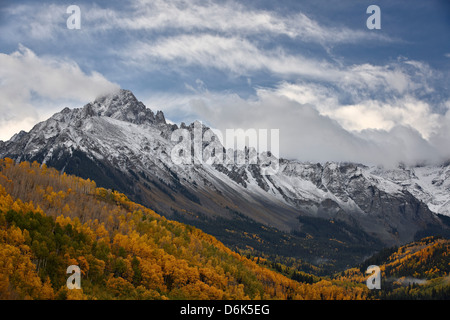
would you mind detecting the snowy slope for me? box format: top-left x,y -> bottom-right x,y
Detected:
369,165 -> 450,216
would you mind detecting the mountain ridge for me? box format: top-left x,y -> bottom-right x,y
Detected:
1,88 -> 449,269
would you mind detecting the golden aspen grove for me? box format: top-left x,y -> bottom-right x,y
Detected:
0,158 -> 448,300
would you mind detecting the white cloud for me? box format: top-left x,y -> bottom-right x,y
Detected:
2,0 -> 391,49
122,34 -> 344,82
332,98 -> 440,139
181,88 -> 445,167
270,82 -> 441,140
125,35 -> 300,75
428,101 -> 450,160
2,4 -> 67,41
147,78 -> 447,167
123,33 -> 425,100
0,45 -> 119,140
107,0 -> 390,45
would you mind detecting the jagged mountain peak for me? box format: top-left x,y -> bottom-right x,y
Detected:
92,89 -> 139,111
9,130 -> 28,143
0,88 -> 172,163
79,89 -> 166,126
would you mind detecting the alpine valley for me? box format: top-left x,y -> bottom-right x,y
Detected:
1,89 -> 449,273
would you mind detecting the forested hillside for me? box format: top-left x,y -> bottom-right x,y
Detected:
359,236 -> 450,299
0,158 -> 369,300
330,235 -> 450,300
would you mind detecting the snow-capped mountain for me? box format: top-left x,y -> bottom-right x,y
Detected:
1,89 -> 448,256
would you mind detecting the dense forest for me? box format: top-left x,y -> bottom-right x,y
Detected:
0,158 -> 448,300
0,158 -> 369,299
